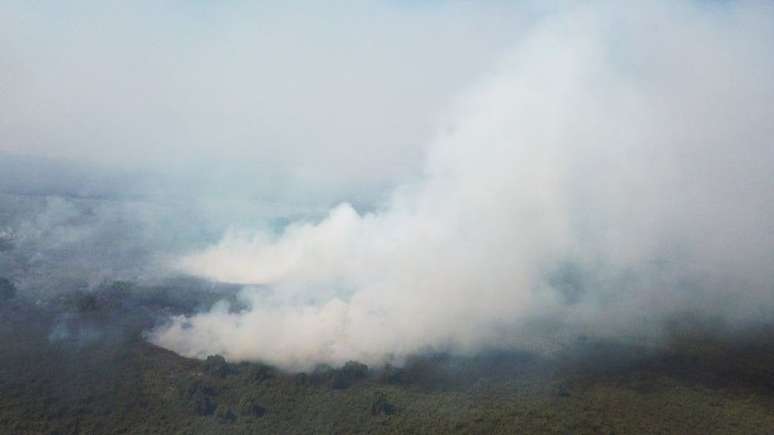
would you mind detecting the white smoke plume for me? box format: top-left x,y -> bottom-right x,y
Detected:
149,2 -> 774,371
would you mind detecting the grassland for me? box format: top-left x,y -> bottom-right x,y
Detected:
2,283 -> 774,434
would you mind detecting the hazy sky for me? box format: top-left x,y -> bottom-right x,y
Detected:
1,1 -> 555,203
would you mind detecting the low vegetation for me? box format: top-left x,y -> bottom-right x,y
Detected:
2,280 -> 774,434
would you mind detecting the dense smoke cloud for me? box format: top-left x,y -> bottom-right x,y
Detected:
150,2 -> 774,370
3,1 -> 773,372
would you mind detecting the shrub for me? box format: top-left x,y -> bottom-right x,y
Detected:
332,361 -> 369,389
238,395 -> 266,418
0,278 -> 16,301
371,392 -> 397,416
204,355 -> 233,378
215,405 -> 236,423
